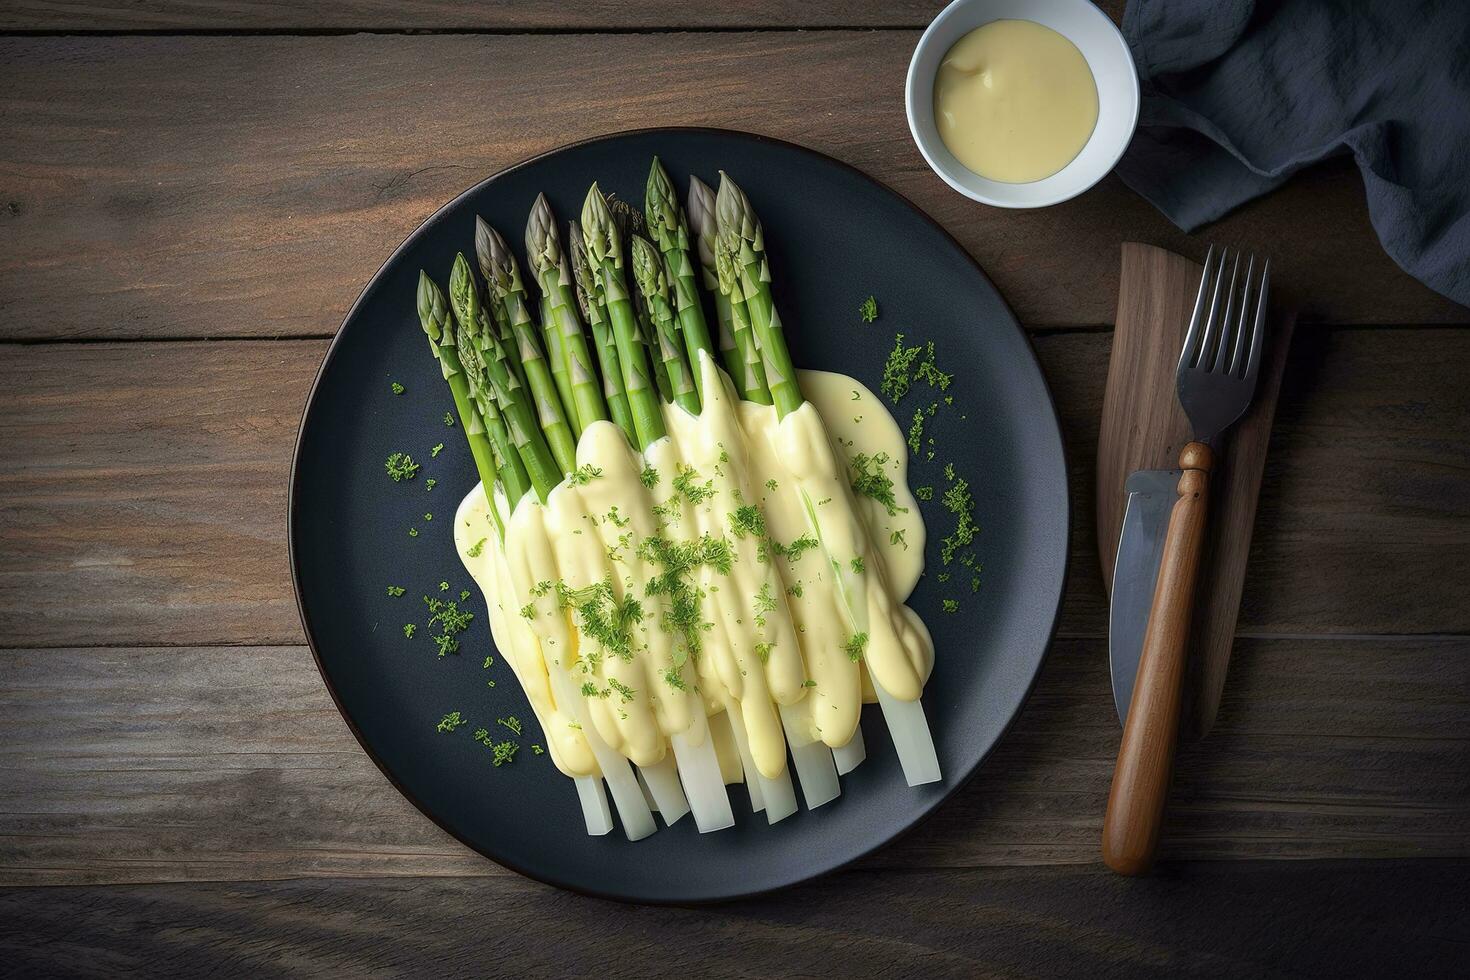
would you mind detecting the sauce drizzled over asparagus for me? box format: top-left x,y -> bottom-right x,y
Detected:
416,164 -> 942,838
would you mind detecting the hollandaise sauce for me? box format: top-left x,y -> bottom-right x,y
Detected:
454,355 -> 939,839
934,19 -> 1099,183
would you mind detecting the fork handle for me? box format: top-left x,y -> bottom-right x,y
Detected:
1103,441 -> 1214,875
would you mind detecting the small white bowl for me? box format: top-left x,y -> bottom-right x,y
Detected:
906,0 -> 1140,208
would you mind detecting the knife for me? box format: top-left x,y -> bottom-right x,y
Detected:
1108,468 -> 1179,725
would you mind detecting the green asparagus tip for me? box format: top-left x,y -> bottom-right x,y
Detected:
630,234 -> 665,299
525,192 -> 561,280
581,182 -> 622,272
417,271 -> 447,343
473,215 -> 496,283
645,157 -> 683,253
448,253 -> 481,334
567,221 -> 596,321
715,172 -> 763,258
687,175 -> 718,269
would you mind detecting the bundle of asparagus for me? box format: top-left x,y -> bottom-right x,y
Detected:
417,159 -> 938,839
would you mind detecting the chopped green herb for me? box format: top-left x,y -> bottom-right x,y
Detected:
439,581 -> 450,592
391,381 -> 405,395
385,452 -> 420,482
787,582 -> 804,598
424,512 -> 433,522
765,478 -> 779,492
386,585 -> 406,597
532,744 -> 545,755
607,678 -> 636,703
403,623 -> 416,639
672,464 -> 715,505
460,590 -> 470,601
890,529 -> 907,549
425,478 -> 437,491
850,451 -> 908,517
408,527 -> 418,537
802,679 -> 817,688
908,409 -> 925,455
851,389 -> 861,401
880,333 -> 923,402
771,533 -> 819,563
663,667 -> 689,691
497,716 -> 523,736
436,711 -> 465,733
728,503 -> 766,540
844,631 -> 869,662
569,463 -> 604,486
491,741 -> 518,766
850,556 -> 865,574
753,583 -> 776,629
466,538 -> 486,558
430,442 -> 445,458
755,641 -> 774,664
915,486 -> 934,501
639,465 -> 660,488
482,656 -> 494,669
971,575 -> 981,593
942,599 -> 959,614
443,412 -> 455,426
859,295 -> 879,323
941,471 -> 978,565
938,572 -> 951,582
915,342 -> 953,391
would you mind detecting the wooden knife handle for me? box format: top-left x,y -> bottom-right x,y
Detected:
1102,441 -> 1214,875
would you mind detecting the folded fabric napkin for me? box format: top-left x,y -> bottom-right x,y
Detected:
1116,0 -> 1470,307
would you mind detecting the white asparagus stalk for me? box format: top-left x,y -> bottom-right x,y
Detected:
719,704 -> 764,812
638,755 -> 691,825
873,685 -> 940,786
575,776 -> 614,835
831,722 -> 867,776
778,703 -> 840,810
670,711 -> 735,833
548,664 -> 656,840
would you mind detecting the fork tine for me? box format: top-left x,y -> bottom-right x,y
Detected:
1242,258 -> 1270,384
1193,247 -> 1231,370
1211,251 -> 1242,373
1227,254 -> 1257,376
1177,244 -> 1216,372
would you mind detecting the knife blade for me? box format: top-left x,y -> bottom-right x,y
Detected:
1108,468 -> 1180,726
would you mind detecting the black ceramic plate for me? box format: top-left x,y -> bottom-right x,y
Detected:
290,128 -> 1067,904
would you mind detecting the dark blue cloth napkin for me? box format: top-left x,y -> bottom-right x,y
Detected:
1116,0 -> 1470,307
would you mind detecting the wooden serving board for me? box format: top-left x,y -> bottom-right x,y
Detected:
1098,243 -> 1297,738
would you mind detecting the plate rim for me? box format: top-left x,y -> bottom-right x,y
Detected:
288,126 -> 1071,905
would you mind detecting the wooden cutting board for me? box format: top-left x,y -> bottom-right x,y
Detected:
1098,243 -> 1296,738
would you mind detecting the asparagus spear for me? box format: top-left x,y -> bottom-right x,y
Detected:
538,292 -> 577,435
455,323 -> 532,507
631,234 -> 700,415
447,253 -> 562,499
687,176 -> 744,388
645,158 -> 717,396
415,271 -> 505,538
473,218 -> 531,393
632,273 -> 673,404
470,233 -> 580,478
526,194 -> 609,434
715,173 -> 798,414
581,183 -> 668,451
569,220 -> 637,442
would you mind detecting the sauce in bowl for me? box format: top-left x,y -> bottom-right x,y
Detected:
933,19 -> 1099,183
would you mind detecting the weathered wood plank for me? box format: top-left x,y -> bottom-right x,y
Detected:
3,861 -> 1467,978
0,33 -> 1462,344
4,329 -> 1466,649
2,637 -> 1465,886
0,0 -> 952,31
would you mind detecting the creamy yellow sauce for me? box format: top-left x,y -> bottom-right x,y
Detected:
934,19 -> 1099,183
453,355 -> 931,783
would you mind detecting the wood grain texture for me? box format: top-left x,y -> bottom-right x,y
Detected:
0,0 -> 953,31
3,861 -> 1468,978
1099,244 -> 1298,737
2,637 -> 1465,886
4,330 -> 1468,649
0,33 -> 1463,345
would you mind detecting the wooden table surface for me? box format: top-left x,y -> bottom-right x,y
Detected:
2,2 -> 1467,976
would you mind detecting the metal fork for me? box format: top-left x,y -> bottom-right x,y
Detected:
1102,245 -> 1270,876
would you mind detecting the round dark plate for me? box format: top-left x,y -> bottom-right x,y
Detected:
290,128 -> 1068,904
